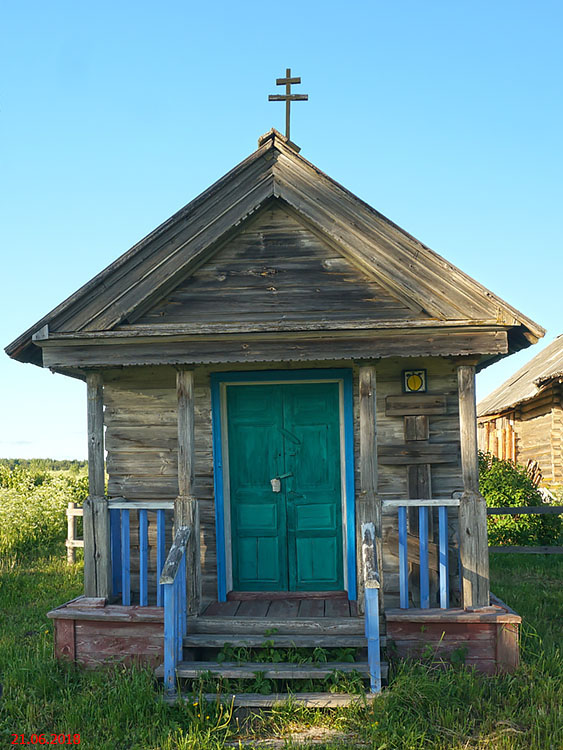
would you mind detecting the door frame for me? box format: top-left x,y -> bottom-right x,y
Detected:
211,368 -> 356,602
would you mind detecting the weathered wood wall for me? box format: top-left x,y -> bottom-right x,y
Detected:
478,383 -> 563,485
135,205 -> 421,327
103,358 -> 463,610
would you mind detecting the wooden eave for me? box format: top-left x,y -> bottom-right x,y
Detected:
34,323 -> 510,371
6,129 -> 544,367
478,334 -> 563,417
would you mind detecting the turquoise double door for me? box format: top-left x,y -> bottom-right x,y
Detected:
226,381 -> 344,592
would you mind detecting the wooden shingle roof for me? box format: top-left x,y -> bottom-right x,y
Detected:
6,129 -> 544,367
478,335 -> 563,417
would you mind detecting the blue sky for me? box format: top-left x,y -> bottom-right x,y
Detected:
1,1 -> 561,459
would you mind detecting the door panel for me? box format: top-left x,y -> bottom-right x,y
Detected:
227,381 -> 343,592
227,385 -> 286,590
284,383 -> 343,591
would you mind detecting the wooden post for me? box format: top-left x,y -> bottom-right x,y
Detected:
175,369 -> 200,615
83,372 -> 111,599
457,365 -> 490,608
67,502 -> 76,564
358,366 -> 383,614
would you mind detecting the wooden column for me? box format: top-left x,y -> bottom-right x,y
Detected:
358,366 -> 383,614
83,372 -> 111,599
175,369 -> 200,615
457,365 -> 490,608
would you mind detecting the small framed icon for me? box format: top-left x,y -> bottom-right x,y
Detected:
403,369 -> 427,393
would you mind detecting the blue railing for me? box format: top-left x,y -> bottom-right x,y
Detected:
160,525 -> 190,693
383,498 -> 460,610
108,499 -> 173,606
361,522 -> 381,693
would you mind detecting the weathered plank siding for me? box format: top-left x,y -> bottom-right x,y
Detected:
135,205 -> 421,327
103,359 -> 462,611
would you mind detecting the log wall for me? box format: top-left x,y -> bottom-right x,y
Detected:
103,358 -> 463,610
478,383 -> 563,485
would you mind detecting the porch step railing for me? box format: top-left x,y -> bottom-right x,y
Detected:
382,498 -> 460,609
108,498 -> 174,606
361,522 -> 381,693
160,525 -> 191,693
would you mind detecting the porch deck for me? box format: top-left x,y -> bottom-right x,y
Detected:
202,596 -> 359,619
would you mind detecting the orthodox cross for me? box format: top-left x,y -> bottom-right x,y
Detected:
268,68 -> 308,142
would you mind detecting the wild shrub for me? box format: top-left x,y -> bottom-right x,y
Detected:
0,466 -> 88,559
479,451 -> 562,546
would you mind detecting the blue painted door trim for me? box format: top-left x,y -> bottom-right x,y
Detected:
211,368 -> 357,602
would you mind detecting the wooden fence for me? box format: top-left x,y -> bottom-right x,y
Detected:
487,506 -> 563,554
66,502 -> 84,563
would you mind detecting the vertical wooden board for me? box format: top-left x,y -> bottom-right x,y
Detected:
358,366 -> 382,614
177,370 -> 195,496
87,372 -> 105,496
54,618 -> 75,661
457,366 -> 479,494
496,622 -> 520,673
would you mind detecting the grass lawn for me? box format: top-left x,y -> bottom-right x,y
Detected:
0,552 -> 562,749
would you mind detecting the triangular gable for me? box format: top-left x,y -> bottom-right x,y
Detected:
6,129 -> 544,364
129,204 -> 426,329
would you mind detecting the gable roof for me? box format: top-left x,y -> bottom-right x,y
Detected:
478,334 -> 563,417
6,128 -> 544,366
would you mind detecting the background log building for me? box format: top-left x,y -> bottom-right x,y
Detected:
478,335 -> 563,485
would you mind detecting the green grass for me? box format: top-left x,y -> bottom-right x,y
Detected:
0,552 -> 561,749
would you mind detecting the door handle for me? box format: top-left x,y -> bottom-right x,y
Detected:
270,472 -> 293,493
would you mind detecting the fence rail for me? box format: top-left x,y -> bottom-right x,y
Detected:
65,502 -> 84,564
487,505 -> 563,554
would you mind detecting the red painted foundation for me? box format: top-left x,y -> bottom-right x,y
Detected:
385,597 -> 520,675
47,597 -> 164,668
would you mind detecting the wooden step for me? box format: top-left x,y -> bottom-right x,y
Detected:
157,660 -> 388,680
187,617 -> 365,635
183,633 -> 375,649
164,692 -> 380,707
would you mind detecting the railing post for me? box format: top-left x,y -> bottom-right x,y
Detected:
156,509 -> 166,607
361,522 -> 382,693
418,506 -> 429,608
109,508 -> 122,598
176,369 -> 200,615
160,525 -> 191,695
438,505 -> 449,608
83,372 -> 111,599
457,365 -> 490,608
163,582 -> 176,694
398,505 -> 409,608
66,502 -> 76,564
358,366 -> 383,614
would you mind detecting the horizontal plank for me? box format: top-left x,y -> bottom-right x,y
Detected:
42,329 -> 508,368
182,634 -> 370,649
383,498 -> 460,508
385,607 -> 521,624
107,499 -> 175,510
226,590 -> 348,601
186,693 -> 379,707
487,506 -> 563,515
378,442 -> 459,465
187,617 -> 365,635
385,395 -> 448,416
488,546 -> 563,554
168,660 -> 375,679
